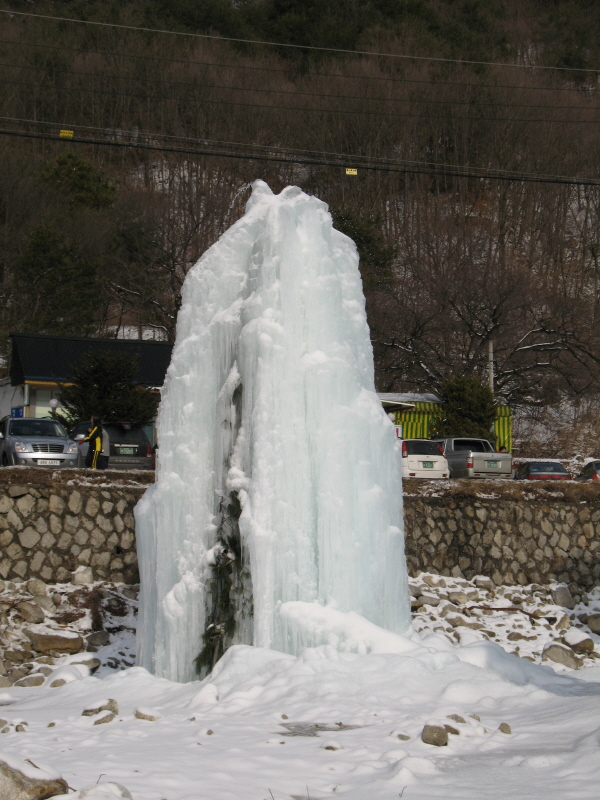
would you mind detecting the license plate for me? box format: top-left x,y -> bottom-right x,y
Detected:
486,460 -> 498,468
119,447 -> 135,455
37,459 -> 60,466
422,461 -> 434,468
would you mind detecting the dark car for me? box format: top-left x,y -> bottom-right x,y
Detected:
70,421 -> 154,470
575,461 -> 600,481
514,462 -> 571,481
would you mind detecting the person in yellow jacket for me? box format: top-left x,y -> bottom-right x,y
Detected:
80,416 -> 110,469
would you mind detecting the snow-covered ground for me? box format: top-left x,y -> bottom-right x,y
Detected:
1,575 -> 599,800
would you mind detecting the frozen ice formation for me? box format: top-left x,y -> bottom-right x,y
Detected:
135,181 -> 409,682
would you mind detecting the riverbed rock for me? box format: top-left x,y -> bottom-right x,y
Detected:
421,725 -> 448,746
83,698 -> 119,716
0,755 -> 68,800
542,642 -> 580,669
26,628 -> 84,654
550,585 -> 576,610
587,614 -> 600,635
16,601 -> 45,624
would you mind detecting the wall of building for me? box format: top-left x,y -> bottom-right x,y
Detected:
0,473 -> 598,589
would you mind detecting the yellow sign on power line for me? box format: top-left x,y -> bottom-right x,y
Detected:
59,130 -> 74,138
345,168 -> 358,176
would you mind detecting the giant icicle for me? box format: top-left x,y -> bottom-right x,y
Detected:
135,181 -> 409,682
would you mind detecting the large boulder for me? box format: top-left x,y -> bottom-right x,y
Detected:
550,584 -> 576,610
587,614 -> 600,635
0,753 -> 68,799
542,642 -> 580,669
26,627 -> 84,655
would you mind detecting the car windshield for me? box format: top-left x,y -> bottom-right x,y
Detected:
453,439 -> 494,452
9,419 -> 66,437
529,463 -> 568,473
405,440 -> 442,456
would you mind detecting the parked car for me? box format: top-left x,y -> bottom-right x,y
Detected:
513,462 -> 571,480
401,439 -> 449,479
0,416 -> 79,468
575,461 -> 600,481
70,421 -> 154,470
433,438 -> 512,479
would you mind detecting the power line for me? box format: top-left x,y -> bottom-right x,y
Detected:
3,76 -> 600,125
2,8 -> 600,75
1,59 -> 597,114
0,37 -> 593,94
0,118 -> 598,186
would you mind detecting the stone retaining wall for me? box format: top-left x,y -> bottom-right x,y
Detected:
0,470 -> 148,585
0,471 -> 599,589
403,492 -> 600,589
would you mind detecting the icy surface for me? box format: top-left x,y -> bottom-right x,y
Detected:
136,181 -> 408,681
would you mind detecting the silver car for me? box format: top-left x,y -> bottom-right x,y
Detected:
0,416 -> 79,468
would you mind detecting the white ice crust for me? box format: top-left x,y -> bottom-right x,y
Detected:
135,181 -> 409,682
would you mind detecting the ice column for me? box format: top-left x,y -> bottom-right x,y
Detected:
136,181 -> 409,682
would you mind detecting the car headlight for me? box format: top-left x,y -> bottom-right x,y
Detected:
66,442 -> 78,454
14,441 -> 31,453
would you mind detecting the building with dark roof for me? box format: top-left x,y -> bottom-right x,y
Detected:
0,333 -> 173,420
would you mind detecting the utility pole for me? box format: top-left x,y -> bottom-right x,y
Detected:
488,340 -> 494,394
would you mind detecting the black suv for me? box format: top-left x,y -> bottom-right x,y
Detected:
70,421 -> 154,470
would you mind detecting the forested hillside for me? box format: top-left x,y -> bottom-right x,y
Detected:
1,0 -> 600,418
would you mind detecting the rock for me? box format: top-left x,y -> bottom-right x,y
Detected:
32,596 -> 56,613
498,723 -> 512,734
507,632 -> 524,641
587,614 -> 600,635
134,708 -> 160,721
448,591 -> 469,605
469,714 -> 481,721
0,755 -> 68,799
446,615 -> 482,630
71,657 -> 101,674
542,643 -> 580,669
87,631 -> 110,647
418,594 -> 441,607
421,725 -> 448,746
439,602 -> 460,618
14,674 -> 45,687
0,677 -> 13,687
93,713 -> 115,725
78,782 -> 133,799
72,566 -> 93,585
16,601 -> 45,624
8,485 -> 28,497
563,628 -> 595,654
396,733 -> 410,741
26,629 -> 84,654
550,585 -> 575,610
26,578 -> 47,596
49,679 -> 66,688
447,714 -> 466,724
444,724 -> 459,735
83,699 -> 119,716
423,575 -> 446,588
36,666 -> 54,676
555,614 -> 571,630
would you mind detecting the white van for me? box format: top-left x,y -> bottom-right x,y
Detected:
401,439 -> 449,479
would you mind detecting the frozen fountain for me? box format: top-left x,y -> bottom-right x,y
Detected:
135,181 -> 410,683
